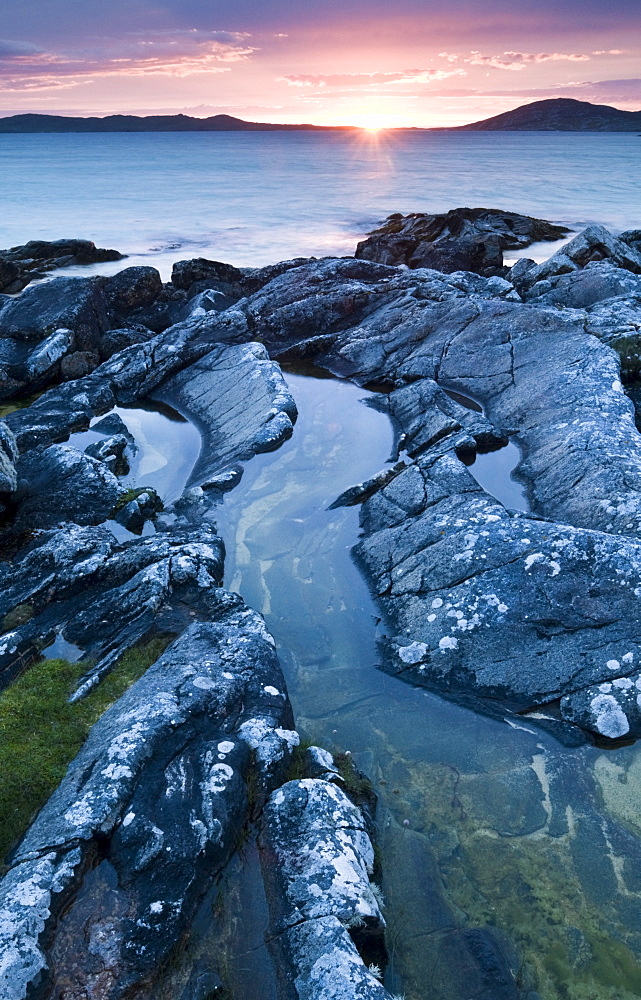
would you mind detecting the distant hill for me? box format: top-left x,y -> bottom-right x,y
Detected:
0,113 -> 355,133
452,98 -> 641,131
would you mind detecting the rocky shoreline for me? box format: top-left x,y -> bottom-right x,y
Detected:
1,209 -> 641,998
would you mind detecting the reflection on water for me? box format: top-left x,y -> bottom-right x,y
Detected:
216,373 -> 641,1000
68,401 -> 201,504
467,440 -> 530,512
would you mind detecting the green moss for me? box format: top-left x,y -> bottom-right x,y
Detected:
109,486 -> 155,515
1,603 -> 34,632
0,635 -> 171,868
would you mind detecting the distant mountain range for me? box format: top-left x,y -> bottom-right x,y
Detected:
0,113 -> 353,133
451,98 -> 641,131
0,99 -> 639,133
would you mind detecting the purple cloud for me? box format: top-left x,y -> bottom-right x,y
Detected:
0,29 -> 256,92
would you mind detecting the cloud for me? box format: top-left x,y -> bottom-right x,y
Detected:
0,29 -> 256,91
423,77 -> 641,111
439,50 -> 593,71
280,68 -> 466,88
0,39 -> 45,58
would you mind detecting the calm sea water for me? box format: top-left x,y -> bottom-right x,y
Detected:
1,131 -> 640,277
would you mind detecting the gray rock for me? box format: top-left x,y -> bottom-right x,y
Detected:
98,324 -> 156,360
524,259 -> 641,308
260,778 -> 392,1000
0,522 -> 226,693
0,421 -> 18,494
157,341 -> 297,489
15,444 -> 123,529
84,433 -> 130,475
0,613 -> 296,1000
0,276 -> 109,348
104,265 -> 162,316
519,225 -> 641,290
560,675 -> 641,739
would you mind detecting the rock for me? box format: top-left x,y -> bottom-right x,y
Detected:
260,777 -> 393,1000
59,349 -> 100,380
560,675 -> 641,740
171,257 -> 246,294
104,266 -> 163,316
171,256 -> 314,303
584,295 -> 641,380
356,208 -> 570,274
518,225 -> 641,291
157,341 -> 297,489
0,239 -> 123,295
14,444 -> 124,530
0,276 -> 108,348
0,613 -> 296,1000
0,422 -> 18,494
241,257 -> 641,540
0,522 -> 226,694
0,259 -> 24,294
84,433 -> 130,475
523,259 -> 641,308
23,327 -> 74,380
1,238 -> 123,266
112,487 -> 163,533
619,229 -> 641,254
355,445 -> 641,720
98,324 -> 156,360
409,234 -> 504,275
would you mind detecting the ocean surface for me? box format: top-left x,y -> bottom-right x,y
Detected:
1,130 -> 640,277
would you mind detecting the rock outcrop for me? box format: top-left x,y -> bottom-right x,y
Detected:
0,239 -> 123,294
356,208 -> 570,275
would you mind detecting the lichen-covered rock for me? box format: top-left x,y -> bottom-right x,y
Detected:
0,613 -> 296,1000
356,446 -> 641,719
84,432 -> 130,475
0,521 -> 225,692
0,420 -> 18,494
260,777 -> 392,1000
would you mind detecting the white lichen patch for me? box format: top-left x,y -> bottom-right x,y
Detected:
398,641 -> 429,664
590,694 -> 630,738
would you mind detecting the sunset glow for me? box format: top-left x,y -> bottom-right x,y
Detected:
0,2 -> 639,125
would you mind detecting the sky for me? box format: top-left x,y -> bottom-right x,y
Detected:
0,0 -> 639,127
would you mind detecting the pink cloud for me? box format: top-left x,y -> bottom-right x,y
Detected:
0,30 -> 256,91
280,68 -> 466,88
439,50 -> 593,71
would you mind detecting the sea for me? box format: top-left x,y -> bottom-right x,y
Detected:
4,130 -> 641,999
0,130 -> 639,274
